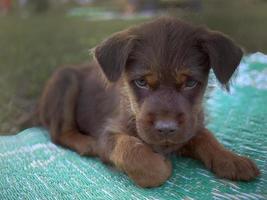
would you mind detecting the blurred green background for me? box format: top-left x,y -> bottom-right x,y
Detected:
0,0 -> 267,133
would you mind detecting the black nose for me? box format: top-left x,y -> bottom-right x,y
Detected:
154,120 -> 178,135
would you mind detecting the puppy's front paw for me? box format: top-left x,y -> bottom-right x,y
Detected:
120,141 -> 172,187
211,152 -> 260,181
128,150 -> 172,188
111,135 -> 172,187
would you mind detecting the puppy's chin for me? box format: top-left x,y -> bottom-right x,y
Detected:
140,135 -> 191,154
150,143 -> 185,154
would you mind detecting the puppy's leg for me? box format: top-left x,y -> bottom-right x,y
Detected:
39,68 -> 97,156
99,133 -> 172,187
180,129 -> 260,181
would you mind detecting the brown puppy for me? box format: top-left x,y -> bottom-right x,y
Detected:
38,17 -> 260,187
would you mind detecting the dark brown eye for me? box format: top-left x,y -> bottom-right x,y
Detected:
184,79 -> 198,89
134,78 -> 148,89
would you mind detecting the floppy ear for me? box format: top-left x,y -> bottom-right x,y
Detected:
200,30 -> 243,85
94,31 -> 135,82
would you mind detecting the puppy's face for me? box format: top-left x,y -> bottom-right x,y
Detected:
124,48 -> 209,148
95,18 -> 243,149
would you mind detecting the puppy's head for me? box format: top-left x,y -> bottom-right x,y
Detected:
94,17 -> 243,150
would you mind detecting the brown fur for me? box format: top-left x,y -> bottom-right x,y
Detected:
37,17 -> 260,187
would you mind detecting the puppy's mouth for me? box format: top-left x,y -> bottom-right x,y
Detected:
149,139 -> 186,154
141,135 -> 187,147
159,137 -> 189,147
137,132 -> 194,154
145,128 -> 192,142
136,122 -> 196,152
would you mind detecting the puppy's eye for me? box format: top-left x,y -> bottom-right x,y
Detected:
184,79 -> 198,89
134,78 -> 148,89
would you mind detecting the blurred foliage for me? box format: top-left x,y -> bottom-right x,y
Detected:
0,0 -> 266,133
184,0 -> 267,53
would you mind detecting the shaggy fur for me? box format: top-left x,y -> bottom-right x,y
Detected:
37,17 -> 260,187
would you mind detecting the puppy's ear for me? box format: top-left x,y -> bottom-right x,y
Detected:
200,30 -> 243,85
94,31 -> 135,82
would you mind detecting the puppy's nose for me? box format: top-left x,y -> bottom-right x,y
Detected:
155,120 -> 178,135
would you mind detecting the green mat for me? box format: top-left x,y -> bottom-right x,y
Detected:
1,53 -> 267,200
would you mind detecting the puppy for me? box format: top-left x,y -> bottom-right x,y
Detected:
38,17 -> 260,187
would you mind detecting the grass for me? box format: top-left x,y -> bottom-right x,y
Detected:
0,0 -> 267,133
0,14 -> 142,133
